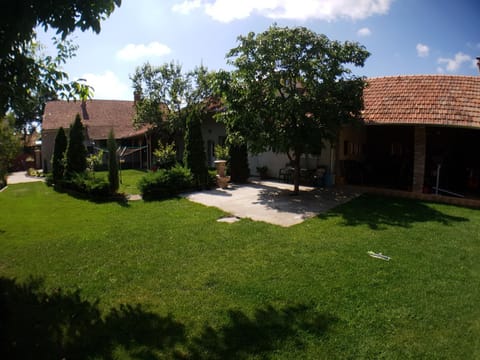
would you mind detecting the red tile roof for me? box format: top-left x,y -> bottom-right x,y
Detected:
363,75 -> 480,128
43,100 -> 149,140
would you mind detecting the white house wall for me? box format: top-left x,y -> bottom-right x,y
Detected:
248,143 -> 334,179
202,117 -> 227,167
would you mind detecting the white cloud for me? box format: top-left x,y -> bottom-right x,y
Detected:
80,71 -> 132,100
172,0 -> 393,22
416,43 -> 429,58
357,27 -> 372,37
172,0 -> 202,14
116,42 -> 171,62
437,52 -> 472,72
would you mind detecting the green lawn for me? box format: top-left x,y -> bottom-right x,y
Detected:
95,168 -> 147,195
1,182 -> 479,359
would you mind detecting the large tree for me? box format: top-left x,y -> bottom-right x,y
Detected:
0,0 -> 120,121
131,62 -> 217,133
220,25 -> 370,194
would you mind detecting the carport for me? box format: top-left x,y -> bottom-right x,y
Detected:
359,75 -> 480,199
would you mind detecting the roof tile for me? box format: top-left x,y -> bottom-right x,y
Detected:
363,75 -> 480,128
43,100 -> 149,140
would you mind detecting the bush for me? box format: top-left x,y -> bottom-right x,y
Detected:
138,165 -> 193,200
208,169 -> 217,188
62,172 -> 110,198
154,141 -> 177,169
27,168 -> 41,177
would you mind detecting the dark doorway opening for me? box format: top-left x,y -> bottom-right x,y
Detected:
425,127 -> 480,197
364,125 -> 414,190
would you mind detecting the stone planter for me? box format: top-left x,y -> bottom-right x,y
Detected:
214,160 -> 230,188
216,174 -> 231,189
214,160 -> 227,177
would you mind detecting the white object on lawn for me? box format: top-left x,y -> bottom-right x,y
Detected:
367,251 -> 391,261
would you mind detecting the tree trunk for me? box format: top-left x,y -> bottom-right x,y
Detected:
293,151 -> 301,195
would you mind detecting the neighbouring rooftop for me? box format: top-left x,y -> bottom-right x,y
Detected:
42,100 -> 148,140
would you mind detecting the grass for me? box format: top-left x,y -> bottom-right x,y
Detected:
94,168 -> 147,195
1,182 -> 479,359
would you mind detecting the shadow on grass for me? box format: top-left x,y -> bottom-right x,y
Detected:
318,194 -> 469,230
0,277 -> 335,359
52,185 -> 130,207
0,277 -> 184,359
186,304 -> 336,359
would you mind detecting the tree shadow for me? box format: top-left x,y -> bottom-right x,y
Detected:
0,277 -> 184,359
185,304 -> 337,359
53,185 -> 130,207
255,184 -> 358,216
0,277 -> 336,359
318,194 -> 469,230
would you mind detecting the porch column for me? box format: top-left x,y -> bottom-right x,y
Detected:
412,125 -> 426,193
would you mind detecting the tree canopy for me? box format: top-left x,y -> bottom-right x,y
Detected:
0,0 -> 120,123
219,25 -> 370,193
131,62 -> 217,133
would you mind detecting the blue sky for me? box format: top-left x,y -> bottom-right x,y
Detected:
37,0 -> 480,100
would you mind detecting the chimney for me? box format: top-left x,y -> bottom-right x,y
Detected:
477,57 -> 480,74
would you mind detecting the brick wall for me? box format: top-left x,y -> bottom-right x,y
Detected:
412,126 -> 426,193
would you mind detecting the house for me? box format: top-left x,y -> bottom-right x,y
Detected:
252,75 -> 480,198
359,75 -> 480,197
11,130 -> 42,171
42,75 -> 480,199
42,100 -> 152,172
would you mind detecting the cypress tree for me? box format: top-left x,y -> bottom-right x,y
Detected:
183,109 -> 208,189
52,127 -> 67,183
229,143 -> 250,183
107,129 -> 119,193
65,114 -> 87,176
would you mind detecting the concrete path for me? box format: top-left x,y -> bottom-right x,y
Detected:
6,171 -> 44,184
185,180 -> 362,227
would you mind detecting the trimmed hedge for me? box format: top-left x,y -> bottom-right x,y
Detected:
138,165 -> 193,200
61,172 -> 110,198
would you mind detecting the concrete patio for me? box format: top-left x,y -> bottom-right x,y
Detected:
185,180 -> 362,227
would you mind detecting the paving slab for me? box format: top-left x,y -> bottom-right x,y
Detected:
185,180 -> 362,227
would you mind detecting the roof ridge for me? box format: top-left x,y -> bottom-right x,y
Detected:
367,74 -> 480,81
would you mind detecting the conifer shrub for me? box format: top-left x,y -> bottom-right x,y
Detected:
65,114 -> 87,176
52,127 -> 67,184
107,129 -> 119,194
183,109 -> 208,189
